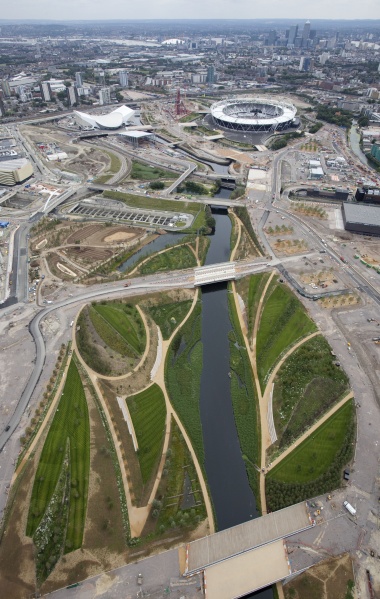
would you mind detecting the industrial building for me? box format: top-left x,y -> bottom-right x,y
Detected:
342,202 -> 380,236
73,105 -> 135,130
297,187 -> 350,201
0,158 -> 33,186
355,186 -> 380,204
308,167 -> 324,180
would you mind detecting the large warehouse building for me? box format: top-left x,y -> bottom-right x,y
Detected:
342,202 -> 380,236
210,98 -> 297,132
73,105 -> 135,130
0,158 -> 33,186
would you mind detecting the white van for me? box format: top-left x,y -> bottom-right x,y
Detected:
343,501 -> 356,516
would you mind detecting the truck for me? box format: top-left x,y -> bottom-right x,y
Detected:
343,500 -> 356,516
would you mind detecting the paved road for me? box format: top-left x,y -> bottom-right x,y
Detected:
47,548 -> 202,599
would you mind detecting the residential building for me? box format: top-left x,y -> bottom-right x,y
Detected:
119,70 -> 129,87
75,72 -> 83,87
40,81 -> 52,102
98,87 -> 111,105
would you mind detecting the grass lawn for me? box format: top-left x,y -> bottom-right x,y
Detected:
266,400 -> 355,512
154,419 -> 206,532
95,150 -> 121,183
92,302 -> 146,355
228,289 -> 260,499
245,273 -> 271,339
273,335 -> 349,449
165,299 -> 204,466
130,161 -> 177,181
179,112 -> 200,123
256,281 -> 317,389
27,359 -> 90,551
127,384 -> 166,485
89,306 -> 139,359
268,401 -> 354,484
137,245 -> 197,275
147,300 -> 193,339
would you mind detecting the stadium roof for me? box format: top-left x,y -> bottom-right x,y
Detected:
343,202 -> 380,227
211,98 -> 296,127
74,105 -> 135,130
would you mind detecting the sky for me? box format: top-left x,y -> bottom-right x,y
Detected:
1,0 -> 379,22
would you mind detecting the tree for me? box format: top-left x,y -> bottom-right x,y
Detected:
149,181 -> 165,190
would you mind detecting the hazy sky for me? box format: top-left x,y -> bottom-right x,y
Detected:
1,0 -> 379,21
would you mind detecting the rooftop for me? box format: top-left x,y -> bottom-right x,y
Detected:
343,202 -> 380,226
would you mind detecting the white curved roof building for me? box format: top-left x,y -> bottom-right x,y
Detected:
74,105 -> 135,130
211,98 -> 297,132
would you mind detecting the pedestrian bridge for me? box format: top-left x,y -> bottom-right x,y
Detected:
184,502 -> 315,598
194,262 -> 236,286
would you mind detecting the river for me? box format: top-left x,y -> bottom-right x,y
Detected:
199,209 -> 273,599
349,125 -> 370,167
118,232 -> 187,272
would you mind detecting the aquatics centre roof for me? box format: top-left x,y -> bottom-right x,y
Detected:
74,105 -> 135,130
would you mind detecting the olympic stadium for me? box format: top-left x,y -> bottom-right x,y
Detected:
73,105 -> 135,130
210,98 -> 297,133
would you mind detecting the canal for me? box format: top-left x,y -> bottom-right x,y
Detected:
199,208 -> 273,599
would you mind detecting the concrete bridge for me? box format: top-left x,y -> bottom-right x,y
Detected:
194,262 -> 237,286
86,184 -> 246,208
184,502 -> 315,598
164,163 -> 197,196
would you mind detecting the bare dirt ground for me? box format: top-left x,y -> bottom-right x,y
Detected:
273,238 -> 308,255
283,553 -> 354,599
31,223 -> 146,285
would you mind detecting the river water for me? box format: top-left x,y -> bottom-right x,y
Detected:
199,209 -> 273,599
349,125 -> 370,167
118,232 -> 186,272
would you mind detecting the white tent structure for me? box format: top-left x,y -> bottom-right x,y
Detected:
74,105 -> 135,130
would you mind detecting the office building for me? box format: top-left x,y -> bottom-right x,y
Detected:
75,72 -> 83,87
288,25 -> 298,46
302,20 -> 311,45
99,87 -> 111,105
206,65 -> 215,84
319,52 -> 330,65
1,79 -> 11,98
40,81 -> 52,102
299,57 -> 311,72
267,30 -> 277,46
119,70 -> 129,87
371,144 -> 380,162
